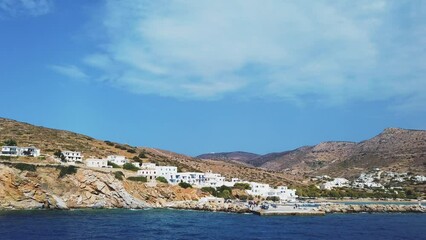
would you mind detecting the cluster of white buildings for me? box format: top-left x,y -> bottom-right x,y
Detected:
320,178 -> 350,190
85,155 -> 134,168
315,169 -> 426,190
1,146 -> 41,157
136,163 -> 297,202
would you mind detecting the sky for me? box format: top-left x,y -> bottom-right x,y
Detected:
0,0 -> 425,156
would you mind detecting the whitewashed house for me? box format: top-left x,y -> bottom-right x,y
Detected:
62,151 -> 83,162
320,178 -> 350,190
246,182 -> 297,202
86,158 -> 108,168
137,163 -> 177,181
1,146 -> 20,156
204,170 -> 225,187
107,155 -> 128,166
156,166 -> 177,181
223,178 -> 242,187
1,146 -> 40,157
173,172 -> 205,185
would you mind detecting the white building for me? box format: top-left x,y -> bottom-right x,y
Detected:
1,146 -> 40,157
204,170 -> 225,187
137,163 -> 177,182
173,172 -> 206,185
62,151 -> 83,162
246,182 -> 297,202
107,155 -> 128,166
86,158 -> 108,168
320,178 -> 349,190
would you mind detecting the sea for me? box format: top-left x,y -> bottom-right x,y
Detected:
0,209 -> 425,240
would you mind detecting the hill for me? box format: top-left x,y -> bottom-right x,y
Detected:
198,128 -> 426,178
0,117 -> 298,186
196,151 -> 259,166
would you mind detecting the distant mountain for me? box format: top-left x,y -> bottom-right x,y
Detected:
196,151 -> 259,165
199,128 -> 426,178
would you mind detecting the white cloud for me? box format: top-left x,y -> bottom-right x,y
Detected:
80,0 -> 425,109
0,0 -> 53,17
50,65 -> 88,82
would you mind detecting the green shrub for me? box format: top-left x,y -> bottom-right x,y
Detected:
104,140 -> 114,146
217,185 -> 233,193
53,150 -> 62,158
127,149 -> 136,154
123,163 -> 140,171
58,166 -> 78,178
3,139 -> 17,146
108,161 -> 121,168
138,152 -> 147,158
179,182 -> 192,189
114,171 -> 125,180
0,156 -> 11,161
217,189 -> 233,199
233,183 -> 251,190
156,176 -> 168,183
266,196 -> 280,202
13,163 -> 37,172
238,195 -> 248,201
132,156 -> 142,162
127,176 -> 147,182
201,187 -> 218,196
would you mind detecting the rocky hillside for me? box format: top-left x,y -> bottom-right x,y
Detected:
197,151 -> 259,165
0,117 -> 298,186
0,162 -> 205,210
199,128 -> 426,178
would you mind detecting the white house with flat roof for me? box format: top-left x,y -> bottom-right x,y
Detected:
107,155 -> 128,166
204,171 -> 225,187
1,146 -> 40,157
86,158 -> 108,168
173,172 -> 206,185
246,182 -> 297,202
137,163 -> 177,182
62,151 -> 83,162
320,178 -> 349,190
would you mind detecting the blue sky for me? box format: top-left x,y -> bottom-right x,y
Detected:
1,0 -> 425,156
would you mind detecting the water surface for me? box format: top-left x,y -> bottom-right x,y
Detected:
0,209 -> 424,239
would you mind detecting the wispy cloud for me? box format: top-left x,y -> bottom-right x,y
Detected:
50,65 -> 88,82
78,0 -> 424,109
0,0 -> 53,17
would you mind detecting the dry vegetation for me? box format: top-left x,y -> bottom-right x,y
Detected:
0,118 -> 301,186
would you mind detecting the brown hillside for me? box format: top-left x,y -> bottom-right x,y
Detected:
0,118 -> 299,186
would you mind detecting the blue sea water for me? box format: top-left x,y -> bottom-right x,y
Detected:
0,209 -> 425,240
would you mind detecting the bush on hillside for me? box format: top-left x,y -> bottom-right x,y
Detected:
201,187 -> 218,196
104,140 -> 114,146
58,165 -> 78,178
127,176 -> 147,182
114,171 -> 125,180
108,161 -> 121,168
53,150 -> 62,158
123,163 -> 140,171
127,149 -> 136,154
266,196 -> 280,202
233,183 -> 251,190
156,176 -> 168,183
3,139 -> 17,146
179,182 -> 192,189
13,163 -> 37,172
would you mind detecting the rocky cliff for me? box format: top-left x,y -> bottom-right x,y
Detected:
0,163 -> 204,210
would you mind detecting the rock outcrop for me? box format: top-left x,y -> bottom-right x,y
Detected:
168,200 -> 250,213
320,204 -> 425,213
0,164 -> 149,210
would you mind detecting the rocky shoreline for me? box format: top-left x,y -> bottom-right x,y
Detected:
320,204 -> 425,213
